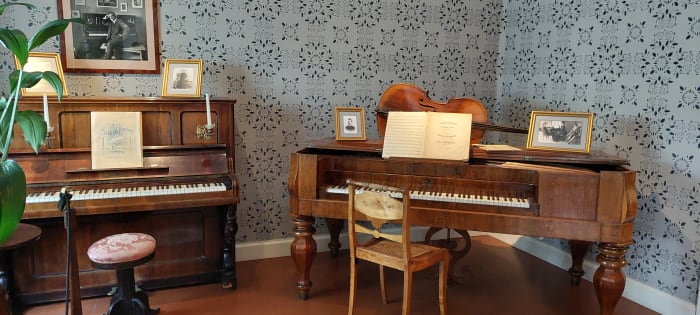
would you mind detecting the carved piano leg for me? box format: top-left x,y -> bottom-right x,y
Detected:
593,242 -> 629,315
291,216 -> 317,300
222,204 -> 238,289
568,240 -> 591,285
325,218 -> 344,258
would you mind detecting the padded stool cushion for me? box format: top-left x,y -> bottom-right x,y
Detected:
88,233 -> 156,265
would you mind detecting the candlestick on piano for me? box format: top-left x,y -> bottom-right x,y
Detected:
205,93 -> 214,128
43,94 -> 55,148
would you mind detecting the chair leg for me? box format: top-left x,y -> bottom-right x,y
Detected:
348,259 -> 357,315
439,256 -> 449,315
402,271 -> 413,315
379,265 -> 388,304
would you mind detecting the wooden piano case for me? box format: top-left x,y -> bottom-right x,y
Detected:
9,97 -> 239,305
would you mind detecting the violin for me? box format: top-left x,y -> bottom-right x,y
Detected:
376,83 -> 527,144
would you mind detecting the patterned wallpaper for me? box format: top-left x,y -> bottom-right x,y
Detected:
0,0 -> 697,305
498,0 -> 699,304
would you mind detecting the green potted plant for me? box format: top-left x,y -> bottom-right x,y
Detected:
0,3 -> 79,243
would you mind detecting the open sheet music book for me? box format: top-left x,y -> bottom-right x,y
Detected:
382,111 -> 472,161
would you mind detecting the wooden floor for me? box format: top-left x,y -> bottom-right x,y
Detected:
23,235 -> 657,315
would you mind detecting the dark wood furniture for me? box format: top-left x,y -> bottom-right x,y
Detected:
288,139 -> 637,315
9,97 -> 239,306
0,224 -> 42,315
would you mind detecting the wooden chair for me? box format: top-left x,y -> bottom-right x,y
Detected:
346,180 -> 449,315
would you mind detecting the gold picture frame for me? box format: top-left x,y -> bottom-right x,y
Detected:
335,107 -> 366,141
161,59 -> 203,97
14,52 -> 68,96
526,111 -> 594,153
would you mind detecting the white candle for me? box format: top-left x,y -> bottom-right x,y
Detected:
205,93 -> 212,126
42,94 -> 50,128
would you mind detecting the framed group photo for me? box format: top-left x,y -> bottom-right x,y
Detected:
57,0 -> 161,73
335,107 -> 366,141
14,52 -> 68,96
526,111 -> 594,153
161,59 -> 203,97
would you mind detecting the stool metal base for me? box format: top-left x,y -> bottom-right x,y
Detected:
104,268 -> 159,315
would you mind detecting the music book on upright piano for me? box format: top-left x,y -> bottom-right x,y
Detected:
91,111 -> 144,170
382,111 -> 472,161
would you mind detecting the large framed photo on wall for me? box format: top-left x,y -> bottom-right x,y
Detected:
57,0 -> 161,74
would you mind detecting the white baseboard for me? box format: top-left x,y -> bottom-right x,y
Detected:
235,231 -> 696,315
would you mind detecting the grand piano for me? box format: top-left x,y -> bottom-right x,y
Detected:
288,139 -> 636,315
8,97 -> 239,305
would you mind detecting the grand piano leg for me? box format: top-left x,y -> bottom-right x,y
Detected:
568,240 -> 591,285
325,218 -> 344,258
593,242 -> 629,315
222,204 -> 238,289
291,215 -> 317,300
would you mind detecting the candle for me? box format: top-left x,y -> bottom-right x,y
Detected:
42,94 -> 50,128
205,93 -> 212,126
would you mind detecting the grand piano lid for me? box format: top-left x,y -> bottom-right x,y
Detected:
302,138 -> 629,166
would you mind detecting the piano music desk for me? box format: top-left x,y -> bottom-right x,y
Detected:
288,139 -> 636,315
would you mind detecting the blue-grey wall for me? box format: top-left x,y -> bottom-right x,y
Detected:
1,0 -> 697,305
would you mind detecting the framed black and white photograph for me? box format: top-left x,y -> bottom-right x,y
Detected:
58,0 -> 161,74
14,52 -> 69,96
335,107 -> 366,141
96,0 -> 118,8
526,111 -> 593,153
161,59 -> 203,97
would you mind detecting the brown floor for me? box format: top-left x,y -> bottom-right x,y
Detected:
23,235 -> 657,315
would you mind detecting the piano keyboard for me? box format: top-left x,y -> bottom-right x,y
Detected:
325,185 -> 530,208
26,182 -> 228,204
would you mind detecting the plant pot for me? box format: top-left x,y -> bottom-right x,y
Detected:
0,160 -> 27,244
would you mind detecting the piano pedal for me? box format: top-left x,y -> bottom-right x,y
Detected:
107,286 -> 118,296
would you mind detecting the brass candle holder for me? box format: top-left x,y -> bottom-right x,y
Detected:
196,123 -> 216,140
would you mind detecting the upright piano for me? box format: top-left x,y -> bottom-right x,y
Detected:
8,97 -> 239,305
288,139 -> 636,315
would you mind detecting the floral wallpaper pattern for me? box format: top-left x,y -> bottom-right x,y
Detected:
499,0 -> 699,304
0,0 -> 697,306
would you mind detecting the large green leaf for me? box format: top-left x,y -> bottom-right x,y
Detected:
28,18 -> 83,51
15,110 -> 47,153
0,3 -> 36,15
10,71 -> 65,99
39,71 -> 64,100
0,160 -> 27,244
16,71 -> 42,88
0,29 -> 29,66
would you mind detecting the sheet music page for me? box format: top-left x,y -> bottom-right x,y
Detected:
381,111 -> 428,158
91,112 -> 144,169
423,112 -> 472,160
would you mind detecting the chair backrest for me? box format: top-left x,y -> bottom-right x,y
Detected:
347,180 -> 412,265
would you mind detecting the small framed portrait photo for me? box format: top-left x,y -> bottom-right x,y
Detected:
14,52 -> 68,96
526,111 -> 594,153
335,107 -> 366,141
161,59 -> 203,97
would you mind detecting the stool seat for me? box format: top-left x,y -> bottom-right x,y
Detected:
88,233 -> 156,268
88,233 -> 159,315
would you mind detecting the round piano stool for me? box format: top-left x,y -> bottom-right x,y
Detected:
87,233 -> 160,315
